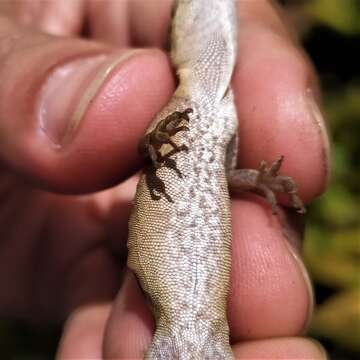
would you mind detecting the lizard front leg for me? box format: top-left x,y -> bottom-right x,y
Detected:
139,108 -> 192,167
139,108 -> 193,203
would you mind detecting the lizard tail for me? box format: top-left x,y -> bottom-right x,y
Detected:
144,329 -> 234,360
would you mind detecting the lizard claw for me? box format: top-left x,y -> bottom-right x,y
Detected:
180,144 -> 189,152
256,156 -> 305,214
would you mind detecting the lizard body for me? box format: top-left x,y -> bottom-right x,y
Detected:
128,1 -> 236,358
127,1 -> 304,359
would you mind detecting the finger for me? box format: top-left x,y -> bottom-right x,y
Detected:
0,0 -> 85,36
54,222 -> 123,359
92,174 -> 139,255
0,18 -> 175,193
103,271 -> 153,359
56,304 -> 111,359
228,195 -> 313,341
233,337 -> 327,359
86,0 -> 173,47
86,0 -> 131,47
233,0 -> 330,203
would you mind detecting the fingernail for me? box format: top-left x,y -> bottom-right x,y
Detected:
38,51 -> 139,147
305,88 -> 331,187
280,211 -> 315,333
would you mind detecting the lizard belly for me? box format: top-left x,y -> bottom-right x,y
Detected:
128,99 -> 236,359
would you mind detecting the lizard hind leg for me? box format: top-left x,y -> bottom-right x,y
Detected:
228,156 -> 306,214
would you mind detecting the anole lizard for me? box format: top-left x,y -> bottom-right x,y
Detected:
127,1 -> 305,359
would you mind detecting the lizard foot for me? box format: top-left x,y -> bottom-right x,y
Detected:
139,108 -> 193,202
228,156 -> 306,214
138,108 -> 192,167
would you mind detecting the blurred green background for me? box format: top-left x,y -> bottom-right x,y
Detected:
286,0 -> 360,359
1,0 -> 360,359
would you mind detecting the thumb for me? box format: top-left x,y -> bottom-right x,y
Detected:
0,17 -> 174,193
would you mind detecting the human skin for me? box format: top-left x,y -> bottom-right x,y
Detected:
0,0 -> 329,359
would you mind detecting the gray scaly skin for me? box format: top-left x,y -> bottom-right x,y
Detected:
127,1 -> 304,359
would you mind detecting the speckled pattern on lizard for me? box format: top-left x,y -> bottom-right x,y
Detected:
127,1 -> 305,359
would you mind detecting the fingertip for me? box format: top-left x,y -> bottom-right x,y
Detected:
234,2 -> 330,203
46,47 -> 174,192
103,271 -> 153,359
229,195 -> 311,341
56,304 -> 111,360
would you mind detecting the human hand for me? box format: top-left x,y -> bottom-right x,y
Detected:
0,1 -> 329,358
